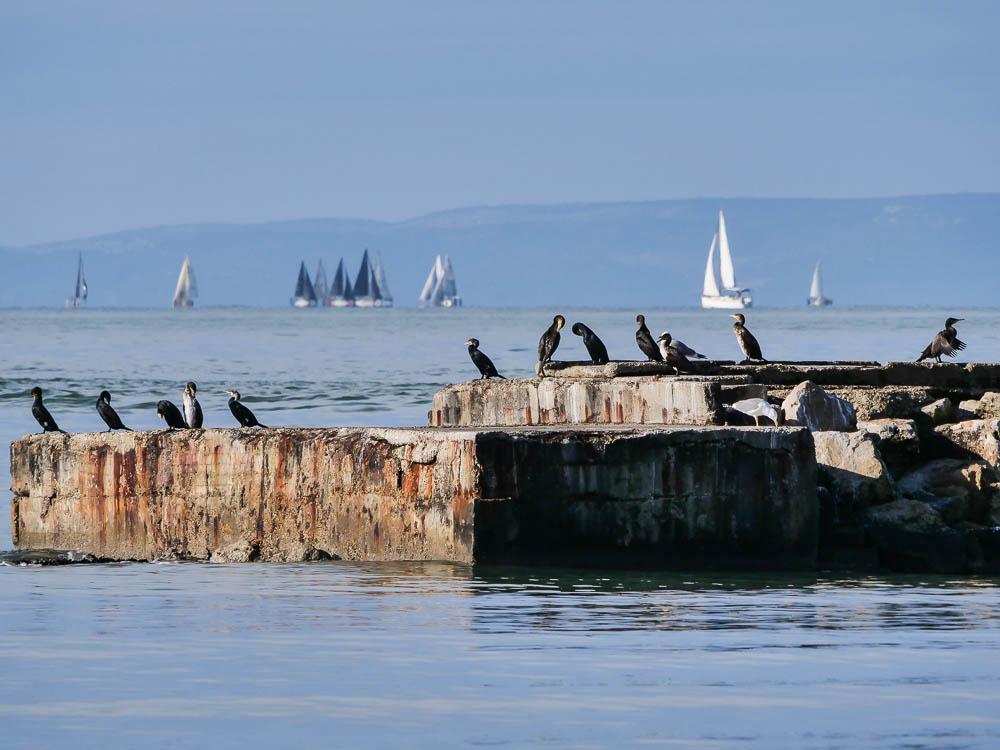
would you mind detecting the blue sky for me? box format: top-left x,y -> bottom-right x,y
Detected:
1,0 -> 998,245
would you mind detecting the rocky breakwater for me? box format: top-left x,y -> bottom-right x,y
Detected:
779,380 -> 1000,572
10,425 -> 818,568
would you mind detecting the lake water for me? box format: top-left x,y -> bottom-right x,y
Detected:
3,307 -> 1000,748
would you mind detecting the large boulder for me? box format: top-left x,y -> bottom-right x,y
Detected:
958,399 -> 981,421
896,459 -> 1000,525
813,431 -> 894,507
863,499 -> 968,572
921,398 -> 957,426
832,386 -> 933,421
977,392 -> 1000,419
782,381 -> 857,432
934,419 -> 1000,466
857,418 -> 920,467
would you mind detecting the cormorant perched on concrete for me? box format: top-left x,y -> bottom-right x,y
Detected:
536,314 -> 565,377
183,382 -> 203,428
656,333 -> 691,374
659,331 -> 707,359
157,400 -> 187,430
571,322 -> 609,365
917,317 -> 966,363
30,387 -> 65,433
466,338 -> 505,379
635,314 -> 663,361
227,390 -> 267,427
96,390 -> 132,431
730,314 -> 766,363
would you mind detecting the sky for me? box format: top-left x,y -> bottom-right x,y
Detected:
1,0 -> 998,246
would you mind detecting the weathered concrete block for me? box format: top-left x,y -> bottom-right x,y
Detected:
813,431 -> 894,507
830,386 -> 934,421
922,398 -> 958,425
429,377 -> 765,427
10,426 -> 818,569
857,418 -> 920,467
976,392 -> 1000,419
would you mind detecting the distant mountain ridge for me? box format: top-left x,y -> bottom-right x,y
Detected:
2,194 -> 997,308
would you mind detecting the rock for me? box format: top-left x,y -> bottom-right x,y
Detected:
934,419 -> 1000,466
978,392 -> 1000,419
857,418 -> 920,467
831,386 -> 933,421
209,538 -> 261,564
782,381 -> 857,432
866,498 -> 948,533
863,498 -> 970,572
958,399 -> 981,420
921,398 -> 957,425
813,431 -> 894,507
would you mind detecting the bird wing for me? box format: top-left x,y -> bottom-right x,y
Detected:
951,336 -> 966,352
743,330 -> 764,360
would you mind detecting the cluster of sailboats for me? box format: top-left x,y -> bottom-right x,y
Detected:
291,249 -> 394,308
65,209 -> 832,309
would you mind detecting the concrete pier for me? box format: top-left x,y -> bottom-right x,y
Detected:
10,426 -> 818,567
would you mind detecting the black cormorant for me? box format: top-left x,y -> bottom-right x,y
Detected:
183,382 -> 203,428
635,314 -> 663,361
659,331 -> 707,359
227,390 -> 267,427
30,387 -> 65,433
157,400 -> 187,430
96,390 -> 132,431
730,314 -> 766,363
536,314 -> 565,377
466,338 -> 504,379
571,322 -> 609,365
917,317 -> 966,363
656,333 -> 691,374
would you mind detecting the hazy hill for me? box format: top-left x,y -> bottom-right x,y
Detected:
1,194 -> 996,308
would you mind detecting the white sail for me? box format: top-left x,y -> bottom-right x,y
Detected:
173,256 -> 198,307
809,262 -> 823,300
702,233 -> 720,297
718,210 -> 737,290
418,255 -> 441,304
372,252 -> 393,305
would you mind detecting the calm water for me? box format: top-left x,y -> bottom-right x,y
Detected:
3,307 -> 1000,748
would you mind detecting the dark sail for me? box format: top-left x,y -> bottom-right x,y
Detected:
293,261 -> 317,303
353,250 -> 371,298
344,274 -> 354,301
330,259 -> 346,297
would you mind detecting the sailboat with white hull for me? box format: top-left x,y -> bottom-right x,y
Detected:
291,261 -> 319,307
172,256 -> 198,308
326,258 -> 355,307
65,253 -> 88,308
418,255 -> 462,308
807,262 -> 832,307
700,210 -> 752,309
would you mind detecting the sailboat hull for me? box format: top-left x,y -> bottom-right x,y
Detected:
807,297 -> 833,307
701,292 -> 752,309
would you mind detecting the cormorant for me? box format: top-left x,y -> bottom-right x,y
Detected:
635,314 -> 663,361
157,400 -> 187,430
571,322 -> 609,365
183,382 -> 203,428
659,331 -> 707,359
730,314 -> 766,363
227,390 -> 267,427
30,387 -> 65,433
536,314 -> 565,377
728,397 -> 785,426
466,338 -> 504,379
917,317 -> 966,363
656,333 -> 691,374
96,390 -> 132,431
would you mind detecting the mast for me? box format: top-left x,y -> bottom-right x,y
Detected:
718,210 -> 737,290
702,233 -> 720,297
809,262 -> 823,300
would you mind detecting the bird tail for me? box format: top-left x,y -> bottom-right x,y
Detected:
693,353 -> 707,359
123,427 -> 134,432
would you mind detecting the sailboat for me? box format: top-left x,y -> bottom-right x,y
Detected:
291,261 -> 318,307
371,252 -> 394,307
352,249 -> 383,308
326,258 -> 354,307
172,256 -> 198,308
807,262 -> 832,307
65,253 -> 88,308
700,210 -> 752,309
313,260 -> 329,303
418,255 -> 462,308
